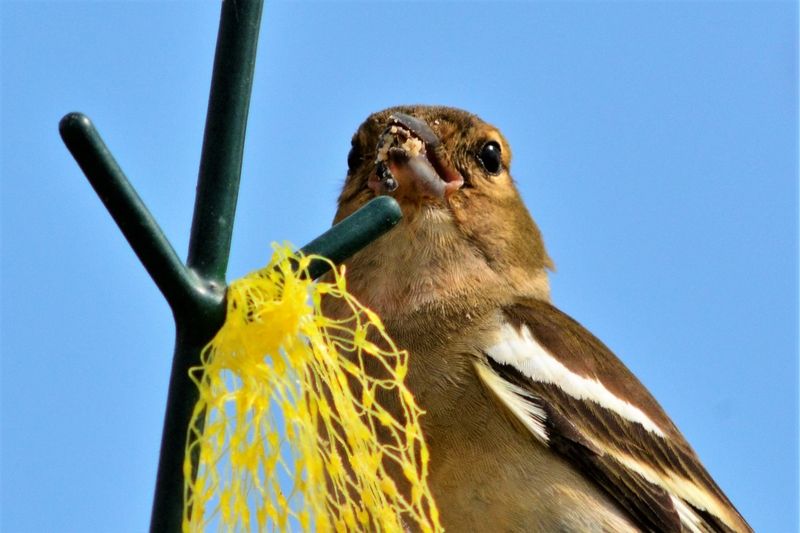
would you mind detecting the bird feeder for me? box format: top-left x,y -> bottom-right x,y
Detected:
59,2 -> 404,531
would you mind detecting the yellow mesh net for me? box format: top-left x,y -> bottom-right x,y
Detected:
183,244 -> 441,532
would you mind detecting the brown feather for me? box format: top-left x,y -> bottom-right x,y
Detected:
490,301 -> 751,532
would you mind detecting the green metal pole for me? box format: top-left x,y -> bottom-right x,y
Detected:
301,196 -> 402,280
187,4 -> 262,283
152,1 -> 264,531
59,1 -> 403,531
58,113 -> 201,310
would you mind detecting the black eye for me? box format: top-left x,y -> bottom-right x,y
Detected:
477,141 -> 502,174
347,144 -> 362,172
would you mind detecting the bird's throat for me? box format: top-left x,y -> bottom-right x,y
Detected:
342,208 -> 508,319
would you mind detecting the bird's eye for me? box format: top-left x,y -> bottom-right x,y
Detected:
477,141 -> 502,175
347,144 -> 362,172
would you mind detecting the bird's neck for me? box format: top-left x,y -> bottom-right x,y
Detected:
341,206 -> 550,321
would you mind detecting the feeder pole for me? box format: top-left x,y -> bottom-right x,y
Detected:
151,1 -> 264,531
59,1 -> 402,532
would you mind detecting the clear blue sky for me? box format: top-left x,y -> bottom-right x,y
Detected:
2,2 -> 796,531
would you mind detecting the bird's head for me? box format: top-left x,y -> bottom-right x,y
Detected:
335,106 -> 553,317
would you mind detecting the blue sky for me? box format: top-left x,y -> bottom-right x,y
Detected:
2,2 -> 796,531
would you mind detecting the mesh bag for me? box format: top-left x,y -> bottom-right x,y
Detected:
183,245 -> 441,532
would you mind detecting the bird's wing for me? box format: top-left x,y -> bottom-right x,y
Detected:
474,299 -> 750,533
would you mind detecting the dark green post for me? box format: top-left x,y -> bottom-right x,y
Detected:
151,1 -> 263,530
59,1 -> 401,532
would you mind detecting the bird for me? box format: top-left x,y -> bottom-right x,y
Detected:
329,105 -> 751,532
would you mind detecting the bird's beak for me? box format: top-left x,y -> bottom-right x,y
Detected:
369,113 -> 464,201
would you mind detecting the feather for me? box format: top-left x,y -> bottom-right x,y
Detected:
475,299 -> 751,532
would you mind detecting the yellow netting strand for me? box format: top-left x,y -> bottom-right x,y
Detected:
182,244 -> 441,532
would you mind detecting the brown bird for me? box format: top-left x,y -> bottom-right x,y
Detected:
331,106 -> 751,532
